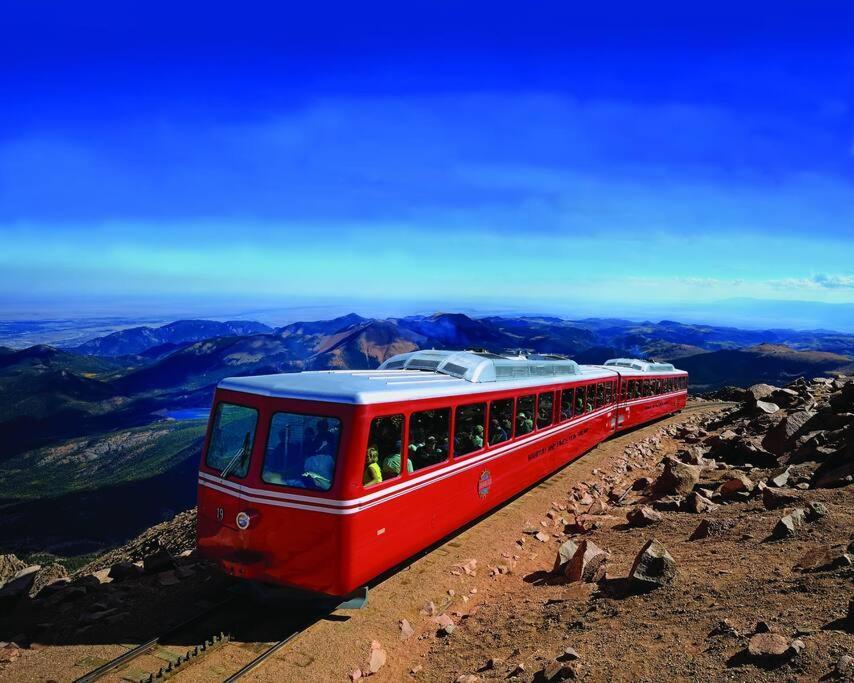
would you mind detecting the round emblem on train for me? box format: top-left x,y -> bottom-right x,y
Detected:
477,470 -> 492,498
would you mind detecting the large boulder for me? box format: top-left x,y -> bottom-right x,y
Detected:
552,540 -> 579,575
108,562 -> 144,582
682,491 -> 718,514
626,506 -> 663,527
771,508 -> 807,539
565,541 -> 608,584
653,457 -> 701,496
811,442 -> 854,488
0,565 -> 41,601
628,539 -> 676,590
753,400 -> 780,415
747,633 -> 790,659
0,554 -> 27,584
29,563 -> 69,598
769,387 -> 801,407
762,411 -> 814,456
747,384 -> 779,402
767,466 -> 792,488
719,472 -> 754,499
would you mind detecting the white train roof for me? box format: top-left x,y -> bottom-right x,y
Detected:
604,358 -> 677,373
217,351 -> 684,405
379,349 -> 581,382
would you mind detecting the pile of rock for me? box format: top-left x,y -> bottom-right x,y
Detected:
77,508 -> 198,576
0,556 -> 68,603
702,376 -> 853,488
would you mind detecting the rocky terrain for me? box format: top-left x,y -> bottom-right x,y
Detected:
0,376 -> 850,681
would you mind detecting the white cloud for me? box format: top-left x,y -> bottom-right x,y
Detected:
775,274 -> 854,290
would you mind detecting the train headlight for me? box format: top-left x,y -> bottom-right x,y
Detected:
235,511 -> 251,530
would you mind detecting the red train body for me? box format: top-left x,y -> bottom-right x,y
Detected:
197,352 -> 687,596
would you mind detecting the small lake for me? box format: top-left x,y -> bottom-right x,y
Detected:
156,408 -> 210,421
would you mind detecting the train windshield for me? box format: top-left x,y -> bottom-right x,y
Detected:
206,402 -> 259,479
262,412 -> 341,491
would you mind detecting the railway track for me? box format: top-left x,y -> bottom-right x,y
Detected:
73,596 -> 320,683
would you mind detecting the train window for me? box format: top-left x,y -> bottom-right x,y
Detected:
560,388 -> 574,421
489,398 -> 514,445
516,394 -> 535,435
575,385 -> 586,414
604,383 -> 613,405
206,403 -> 258,479
632,380 -> 641,399
596,383 -> 605,407
409,408 -> 450,471
455,403 -> 486,457
537,391 -> 554,429
367,415 -> 406,487
585,384 -> 595,410
262,412 -> 341,491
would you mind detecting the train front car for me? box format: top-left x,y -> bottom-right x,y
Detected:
196,380 -> 358,597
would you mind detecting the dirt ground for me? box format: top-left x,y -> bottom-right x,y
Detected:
4,402 -> 852,682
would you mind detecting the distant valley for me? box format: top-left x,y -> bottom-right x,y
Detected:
1,312 -> 853,563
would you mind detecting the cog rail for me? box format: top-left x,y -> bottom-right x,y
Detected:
72,597 -> 237,683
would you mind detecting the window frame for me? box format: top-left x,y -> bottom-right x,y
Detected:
204,401 -> 259,480
536,390 -> 555,430
488,396 -> 515,445
575,385 -> 587,414
515,393 -> 536,438
261,409 -> 343,492
407,406 -> 452,476
560,386 -> 574,422
364,413 -> 406,489
453,401 -> 487,459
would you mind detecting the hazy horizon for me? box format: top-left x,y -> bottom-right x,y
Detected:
2,294 -> 854,335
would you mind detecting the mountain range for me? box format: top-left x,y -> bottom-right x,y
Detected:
1,311 -> 853,561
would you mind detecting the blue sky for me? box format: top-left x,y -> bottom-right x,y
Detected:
1,2 -> 853,323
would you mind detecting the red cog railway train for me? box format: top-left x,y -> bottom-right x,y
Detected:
197,350 -> 688,597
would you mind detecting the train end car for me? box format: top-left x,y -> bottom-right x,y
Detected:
604,358 -> 689,431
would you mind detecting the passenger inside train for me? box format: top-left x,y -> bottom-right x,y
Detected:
363,446 -> 382,486
409,408 -> 450,470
